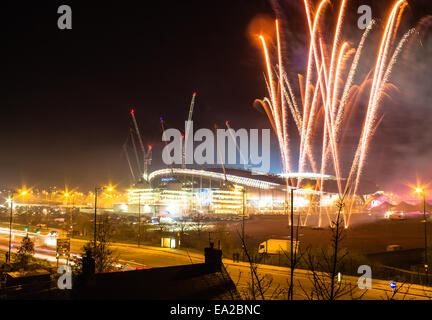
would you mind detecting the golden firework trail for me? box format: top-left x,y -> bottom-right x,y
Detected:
257,0 -> 412,226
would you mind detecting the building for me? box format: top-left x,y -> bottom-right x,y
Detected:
120,168 -> 378,217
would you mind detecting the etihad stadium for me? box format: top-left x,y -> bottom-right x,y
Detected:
120,167 -> 378,217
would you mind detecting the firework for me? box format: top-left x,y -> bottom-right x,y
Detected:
257,0 -> 412,226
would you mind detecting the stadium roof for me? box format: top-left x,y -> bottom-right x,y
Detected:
148,167 -> 378,195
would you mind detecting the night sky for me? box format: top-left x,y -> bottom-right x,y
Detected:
0,0 -> 431,196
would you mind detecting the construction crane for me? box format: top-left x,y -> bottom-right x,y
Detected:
129,128 -> 142,176
214,123 -> 233,190
143,144 -> 152,181
160,116 -> 174,175
122,135 -> 136,183
122,128 -> 140,182
182,92 -> 197,169
130,108 -> 152,181
225,120 -> 249,169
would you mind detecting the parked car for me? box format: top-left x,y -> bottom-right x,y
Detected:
258,239 -> 299,255
48,230 -> 59,237
386,244 -> 402,251
385,211 -> 406,220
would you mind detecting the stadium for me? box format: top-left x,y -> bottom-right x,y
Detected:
121,101 -> 379,221
123,167 -> 378,218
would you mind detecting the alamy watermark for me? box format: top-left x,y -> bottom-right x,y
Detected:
57,5 -> 72,30
358,5 -> 372,30
57,265 -> 72,289
162,121 -> 271,173
357,265 -> 372,289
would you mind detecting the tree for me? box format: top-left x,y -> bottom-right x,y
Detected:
283,207 -> 303,300
193,214 -> 206,237
157,222 -> 168,234
75,213 -> 91,236
139,219 -> 150,242
237,230 -> 283,300
82,215 -> 119,273
299,200 -> 365,300
176,220 -> 189,247
212,222 -> 235,254
15,235 -> 35,269
113,224 -> 136,241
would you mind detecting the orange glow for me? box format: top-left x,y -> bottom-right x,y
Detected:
105,184 -> 116,192
247,14 -> 275,47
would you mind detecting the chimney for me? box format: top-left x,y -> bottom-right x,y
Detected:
82,249 -> 95,276
204,242 -> 222,271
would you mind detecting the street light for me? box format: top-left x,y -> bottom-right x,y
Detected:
94,187 -> 102,247
416,187 -> 428,283
241,187 -> 246,247
229,184 -> 246,261
138,191 -> 141,248
6,192 -> 14,264
233,186 -> 246,259
94,185 -> 112,248
70,194 -> 75,236
287,187 -> 299,300
63,191 -> 74,237
5,189 -> 24,263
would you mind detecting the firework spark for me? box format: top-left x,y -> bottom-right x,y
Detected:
257,0 -> 413,226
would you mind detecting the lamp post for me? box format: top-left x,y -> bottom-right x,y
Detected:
6,190 -> 25,263
94,187 -> 102,248
64,192 -> 70,236
242,187 -> 246,245
290,188 -> 294,300
94,186 -> 113,248
71,194 -> 75,237
239,187 -> 246,262
7,192 -> 14,264
416,188 -> 428,284
288,187 -> 299,300
138,192 -> 141,248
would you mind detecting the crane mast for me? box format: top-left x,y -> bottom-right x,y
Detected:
182,92 -> 197,169
130,108 -> 152,181
214,124 -> 228,183
130,128 -> 142,176
160,117 -> 174,175
225,120 -> 248,169
123,140 -> 136,182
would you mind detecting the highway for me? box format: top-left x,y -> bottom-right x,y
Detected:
1,227 -> 432,300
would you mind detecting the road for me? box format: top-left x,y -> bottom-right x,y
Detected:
1,227 -> 432,300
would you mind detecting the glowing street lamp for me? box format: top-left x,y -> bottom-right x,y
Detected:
18,186 -> 31,198
6,190 -> 17,264
416,187 -> 428,283
63,191 -> 73,236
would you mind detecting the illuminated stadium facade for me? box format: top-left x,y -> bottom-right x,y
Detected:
124,168 -> 378,217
